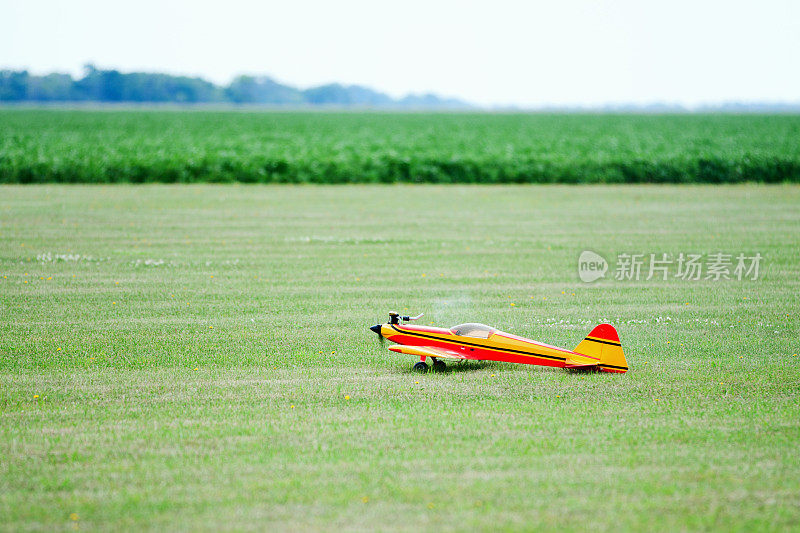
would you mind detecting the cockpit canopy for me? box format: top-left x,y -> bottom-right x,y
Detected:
450,323 -> 496,339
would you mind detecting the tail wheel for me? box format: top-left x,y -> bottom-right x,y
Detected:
432,359 -> 446,372
412,361 -> 429,373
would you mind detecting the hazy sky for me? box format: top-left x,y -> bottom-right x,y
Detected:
2,0 -> 799,107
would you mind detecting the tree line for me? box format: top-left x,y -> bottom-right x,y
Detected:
0,65 -> 465,107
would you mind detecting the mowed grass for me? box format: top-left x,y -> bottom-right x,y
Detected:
1,184 -> 799,531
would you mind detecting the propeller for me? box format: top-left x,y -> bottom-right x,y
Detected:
369,323 -> 385,346
370,312 -> 423,346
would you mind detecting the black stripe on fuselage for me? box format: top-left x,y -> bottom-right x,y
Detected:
389,324 -> 567,362
584,337 -> 621,347
598,363 -> 628,370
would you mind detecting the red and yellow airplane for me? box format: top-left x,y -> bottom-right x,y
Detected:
370,312 -> 628,373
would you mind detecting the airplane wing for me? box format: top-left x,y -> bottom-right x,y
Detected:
388,345 -> 468,360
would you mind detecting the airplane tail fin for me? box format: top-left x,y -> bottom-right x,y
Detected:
573,323 -> 628,373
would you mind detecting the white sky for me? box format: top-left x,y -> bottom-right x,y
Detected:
1,0 -> 799,107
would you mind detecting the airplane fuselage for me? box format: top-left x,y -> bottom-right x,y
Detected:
378,323 -> 595,369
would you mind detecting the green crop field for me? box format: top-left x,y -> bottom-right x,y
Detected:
1,184 -> 799,531
1,109 -> 800,184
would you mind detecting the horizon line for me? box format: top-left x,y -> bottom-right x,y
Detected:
2,64 -> 800,111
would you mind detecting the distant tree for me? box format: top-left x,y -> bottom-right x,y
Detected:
0,70 -> 31,101
399,93 -> 467,109
0,65 -> 469,107
303,84 -> 393,106
28,73 -> 75,101
99,69 -> 124,101
73,64 -> 102,100
303,83 -> 351,105
68,65 -> 225,103
341,85 -> 393,106
226,76 -> 304,104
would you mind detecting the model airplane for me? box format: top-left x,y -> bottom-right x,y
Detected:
370,312 -> 628,373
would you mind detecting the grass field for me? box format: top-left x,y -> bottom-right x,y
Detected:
2,110 -> 800,184
1,184 -> 799,531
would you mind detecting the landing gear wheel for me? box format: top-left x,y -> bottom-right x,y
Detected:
432,359 -> 446,372
413,361 -> 429,373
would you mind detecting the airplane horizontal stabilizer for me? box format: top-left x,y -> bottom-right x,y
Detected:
563,357 -> 599,368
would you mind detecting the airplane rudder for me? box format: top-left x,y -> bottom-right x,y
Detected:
575,323 -> 628,373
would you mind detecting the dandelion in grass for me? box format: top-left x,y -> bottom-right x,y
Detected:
344,395 -> 350,400
34,395 -> 39,399
362,496 -> 369,503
